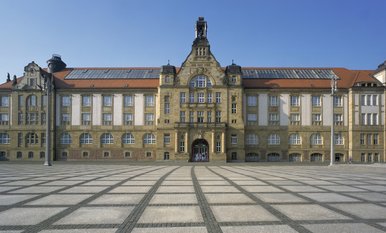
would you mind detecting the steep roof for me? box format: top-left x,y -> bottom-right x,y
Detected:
0,67 -> 380,90
52,68 -> 159,89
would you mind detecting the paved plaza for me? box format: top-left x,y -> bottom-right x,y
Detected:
0,163 -> 386,233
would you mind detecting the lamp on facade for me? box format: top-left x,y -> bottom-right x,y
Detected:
330,74 -> 338,166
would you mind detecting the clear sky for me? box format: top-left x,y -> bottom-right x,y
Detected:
0,0 -> 385,84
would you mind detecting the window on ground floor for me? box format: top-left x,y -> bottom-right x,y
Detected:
267,153 -> 280,162
310,153 -> 323,162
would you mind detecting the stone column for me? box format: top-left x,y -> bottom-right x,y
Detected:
211,131 -> 215,153
221,132 -> 225,153
185,132 -> 188,153
174,131 -> 178,153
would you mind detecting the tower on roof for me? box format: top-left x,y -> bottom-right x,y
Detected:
195,17 -> 207,39
192,17 -> 210,56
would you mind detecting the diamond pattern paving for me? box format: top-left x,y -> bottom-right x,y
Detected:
0,163 -> 385,233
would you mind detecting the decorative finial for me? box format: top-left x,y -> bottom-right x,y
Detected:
6,73 -> 11,82
232,59 -> 235,65
12,75 -> 17,85
167,59 -> 170,65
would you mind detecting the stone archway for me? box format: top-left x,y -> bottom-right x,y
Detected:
191,139 -> 209,162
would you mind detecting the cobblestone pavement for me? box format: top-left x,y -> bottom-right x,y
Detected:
0,163 -> 386,233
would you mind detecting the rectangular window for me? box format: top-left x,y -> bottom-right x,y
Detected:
145,95 -> 154,107
207,111 -> 212,123
102,113 -> 112,125
81,113 -> 91,125
164,134 -> 171,145
247,96 -> 257,107
26,112 -> 38,125
179,134 -> 185,152
334,133 -> 344,145
290,113 -> 300,125
18,133 -> 22,147
360,133 -> 365,145
367,134 -> 372,145
123,95 -> 133,107
360,95 -> 366,106
198,93 -> 205,103
123,113 -> 133,125
247,113 -> 257,125
367,95 -> 371,106
361,113 -> 366,125
269,113 -> 279,125
0,113 -> 9,125
312,114 -> 322,125
41,95 -> 47,107
124,151 -> 132,158
18,112 -> 23,125
61,95 -> 71,107
41,112 -> 46,125
103,95 -> 112,107
372,95 -> 378,106
367,113 -> 371,125
269,95 -> 279,107
215,92 -> 221,103
334,96 -> 343,107
197,111 -> 204,123
231,103 -> 237,114
312,96 -> 321,107
207,92 -> 212,103
145,113 -> 154,125
216,140 -> 221,152
189,93 -> 194,103
231,134 -> 238,144
18,95 -> 24,107
180,92 -> 186,104
164,96 -> 170,114
189,111 -> 194,123
62,113 -> 70,125
373,113 -> 378,125
290,95 -> 300,106
373,134 -> 379,145
82,95 -> 91,107
0,96 -> 9,107
334,114 -> 343,125
180,111 -> 185,123
215,111 -> 221,123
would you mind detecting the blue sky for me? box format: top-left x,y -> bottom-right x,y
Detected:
0,0 -> 385,83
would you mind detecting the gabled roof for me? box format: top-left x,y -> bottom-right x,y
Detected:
52,68 -> 159,89
0,66 -> 381,90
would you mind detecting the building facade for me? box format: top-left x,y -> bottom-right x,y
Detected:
1,17 -> 386,163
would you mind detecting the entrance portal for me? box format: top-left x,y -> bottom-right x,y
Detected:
191,139 -> 209,162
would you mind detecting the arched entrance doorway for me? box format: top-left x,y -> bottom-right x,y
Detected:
191,139 -> 209,162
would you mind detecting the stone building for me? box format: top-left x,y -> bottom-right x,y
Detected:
0,17 -> 385,163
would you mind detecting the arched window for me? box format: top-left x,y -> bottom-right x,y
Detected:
289,153 -> 301,162
0,133 -> 10,144
245,153 -> 259,162
267,153 -> 280,162
101,133 -> 114,144
289,134 -> 301,145
80,133 -> 93,144
268,134 -> 280,145
246,134 -> 258,145
311,153 -> 323,162
26,95 -> 37,107
26,133 -> 38,144
60,132 -> 72,144
144,133 -> 156,144
310,133 -> 323,145
189,75 -> 212,88
122,133 -> 135,144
